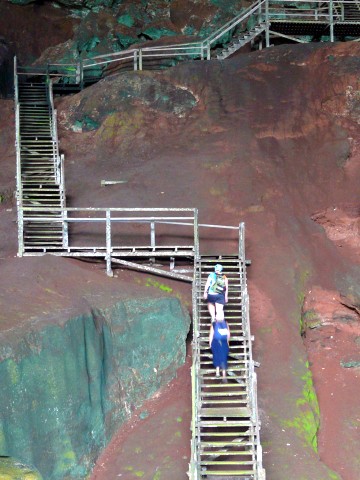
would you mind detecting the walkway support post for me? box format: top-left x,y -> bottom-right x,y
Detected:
193,209 -> 199,261
239,221 -> 245,261
206,43 -> 211,60
134,50 -> 138,71
105,209 -> 113,277
265,0 -> 270,48
139,49 -> 143,71
330,0 -> 334,42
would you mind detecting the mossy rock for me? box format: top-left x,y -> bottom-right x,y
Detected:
0,457 -> 42,480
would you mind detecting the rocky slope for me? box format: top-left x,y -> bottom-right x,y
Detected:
56,41 -> 360,480
1,2 -> 360,479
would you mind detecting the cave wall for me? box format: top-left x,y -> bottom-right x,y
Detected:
0,296 -> 190,480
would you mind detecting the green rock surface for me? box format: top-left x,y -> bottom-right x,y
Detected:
0,297 -> 190,480
0,457 -> 42,479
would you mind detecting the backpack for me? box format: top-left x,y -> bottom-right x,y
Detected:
211,274 -> 227,294
213,321 -> 229,340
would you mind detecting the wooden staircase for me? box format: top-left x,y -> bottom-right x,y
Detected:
190,256 -> 265,479
16,79 -> 66,252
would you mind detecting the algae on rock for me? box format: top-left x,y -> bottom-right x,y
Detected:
0,296 -> 190,480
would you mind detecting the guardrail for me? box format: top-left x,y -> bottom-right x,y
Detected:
14,1 -> 360,86
239,224 -> 265,480
14,56 -> 24,255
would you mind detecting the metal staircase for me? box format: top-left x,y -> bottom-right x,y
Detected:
190,252 -> 265,479
217,23 -> 266,60
15,67 -> 66,254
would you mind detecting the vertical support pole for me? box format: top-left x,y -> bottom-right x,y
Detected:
329,0 -> 334,42
79,58 -> 84,90
150,221 -> 155,249
265,0 -> 270,48
206,43 -> 211,60
139,49 -> 143,71
200,43 -> 204,61
258,0 -> 263,24
18,203 -> 24,256
150,220 -> 156,264
134,50 -> 138,71
62,209 -> 69,249
239,222 -> 245,262
46,62 -> 50,85
193,208 -> 199,261
106,210 -> 113,277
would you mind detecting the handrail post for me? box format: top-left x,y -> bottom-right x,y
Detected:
62,209 -> 69,249
265,0 -> 270,48
193,209 -> 199,261
79,58 -> 84,90
134,50 -> 138,71
106,210 -> 113,277
239,222 -> 245,261
329,0 -> 334,42
206,42 -> 211,60
258,0 -> 263,23
14,57 -> 24,256
60,154 -> 68,249
150,220 -> 156,249
139,49 -> 143,71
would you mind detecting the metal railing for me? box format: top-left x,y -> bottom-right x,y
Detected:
14,1 -> 360,88
14,57 -> 24,254
239,222 -> 265,479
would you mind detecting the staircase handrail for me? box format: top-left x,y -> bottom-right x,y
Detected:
47,80 -> 61,179
203,0 -> 267,48
82,48 -> 139,69
14,56 -> 24,256
189,261 -> 201,479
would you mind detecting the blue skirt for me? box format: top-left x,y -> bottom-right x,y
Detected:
211,339 -> 229,369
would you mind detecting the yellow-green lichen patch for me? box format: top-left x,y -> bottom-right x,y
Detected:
282,362 -> 320,452
145,278 -> 173,293
6,359 -> 20,385
0,457 -> 43,480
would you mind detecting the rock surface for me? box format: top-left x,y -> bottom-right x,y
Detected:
1,2 -> 360,478
0,255 -> 190,480
0,457 -> 43,480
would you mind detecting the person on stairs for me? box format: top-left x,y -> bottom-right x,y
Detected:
209,312 -> 230,383
203,263 -> 228,323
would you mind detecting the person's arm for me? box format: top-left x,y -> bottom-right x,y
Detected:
204,275 -> 211,299
225,277 -> 229,303
209,324 -> 214,348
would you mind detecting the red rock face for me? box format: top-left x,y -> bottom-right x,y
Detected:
0,2 -> 78,64
312,205 -> 360,262
302,286 -> 360,479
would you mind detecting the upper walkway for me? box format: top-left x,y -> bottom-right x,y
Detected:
15,1 -> 360,89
